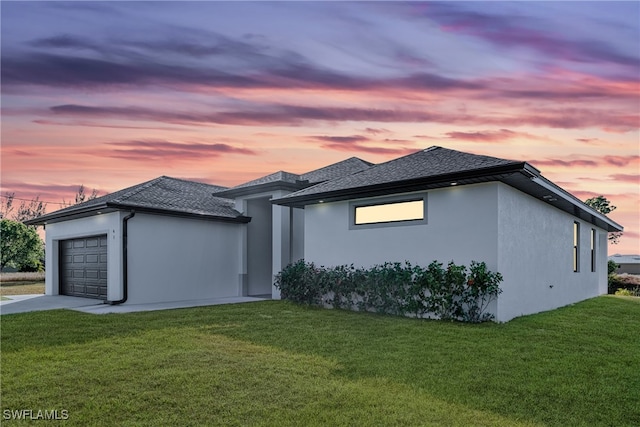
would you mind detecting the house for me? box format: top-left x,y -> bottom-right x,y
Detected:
26,147 -> 622,321
609,254 -> 640,275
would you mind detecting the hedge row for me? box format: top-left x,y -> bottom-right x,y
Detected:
274,259 -> 503,323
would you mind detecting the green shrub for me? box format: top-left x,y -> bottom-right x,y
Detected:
608,273 -> 640,295
607,260 -> 619,275
274,260 -> 503,323
614,288 -> 634,296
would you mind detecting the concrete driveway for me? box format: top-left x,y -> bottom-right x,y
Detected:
0,294 -> 104,315
0,294 -> 267,315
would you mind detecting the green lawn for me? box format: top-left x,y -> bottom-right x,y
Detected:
1,296 -> 638,426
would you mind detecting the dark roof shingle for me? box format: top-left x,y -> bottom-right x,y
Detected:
276,146 -> 521,201
217,156 -> 374,197
26,176 -> 245,224
300,157 -> 373,183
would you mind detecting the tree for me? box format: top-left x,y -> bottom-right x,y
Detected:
62,185 -> 99,207
0,192 -> 16,219
0,192 -> 47,224
14,196 -> 47,224
584,195 -> 622,244
0,219 -> 44,271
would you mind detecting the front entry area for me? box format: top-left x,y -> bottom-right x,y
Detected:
59,235 -> 108,300
246,197 -> 273,296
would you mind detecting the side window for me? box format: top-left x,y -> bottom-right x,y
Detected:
350,195 -> 427,229
573,222 -> 580,272
591,228 -> 596,272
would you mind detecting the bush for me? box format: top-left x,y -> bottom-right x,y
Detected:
274,260 -> 503,323
607,260 -> 619,275
608,273 -> 640,295
614,288 -> 635,297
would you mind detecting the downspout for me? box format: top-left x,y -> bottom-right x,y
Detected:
107,210 -> 135,305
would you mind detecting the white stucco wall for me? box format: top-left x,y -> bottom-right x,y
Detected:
43,212 -> 123,300
126,213 -> 243,304
291,207 -> 305,263
234,190 -> 304,299
496,183 -> 608,321
304,183 -> 500,274
303,181 -> 610,322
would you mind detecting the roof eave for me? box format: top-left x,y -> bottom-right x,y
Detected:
24,203 -> 112,225
215,181 -> 309,199
526,176 -> 623,232
273,162 -> 529,207
106,202 -> 251,223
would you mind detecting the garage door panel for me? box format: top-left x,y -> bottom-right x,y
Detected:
60,235 -> 107,300
86,254 -> 99,263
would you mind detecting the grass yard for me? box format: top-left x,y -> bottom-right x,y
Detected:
1,296 -> 638,426
0,281 -> 45,296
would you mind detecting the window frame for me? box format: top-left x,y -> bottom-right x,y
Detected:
349,194 -> 428,230
573,221 -> 580,272
590,228 -> 596,272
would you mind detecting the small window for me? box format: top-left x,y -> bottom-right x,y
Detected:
591,228 -> 596,272
350,195 -> 427,229
573,222 -> 580,272
355,200 -> 424,225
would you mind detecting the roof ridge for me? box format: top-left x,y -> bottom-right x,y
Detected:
159,175 -> 227,189
111,176 -> 166,204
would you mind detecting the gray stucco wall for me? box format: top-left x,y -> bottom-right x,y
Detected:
126,213 -> 243,304
303,181 -> 609,322
496,183 -> 608,321
246,197 -> 273,296
44,212 -> 123,300
304,183 -> 500,276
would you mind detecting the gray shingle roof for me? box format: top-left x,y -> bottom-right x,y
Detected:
27,176 -> 246,224
276,146 -> 521,201
218,156 -> 374,197
230,171 -> 301,190
300,157 -> 373,183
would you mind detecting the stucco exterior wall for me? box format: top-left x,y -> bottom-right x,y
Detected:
43,212 -> 123,300
304,183 -> 500,274
126,213 -> 243,304
234,190 -> 304,299
496,183 -> 608,321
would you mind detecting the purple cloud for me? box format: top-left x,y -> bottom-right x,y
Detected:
46,102 -> 637,132
101,140 -> 257,161
309,135 -> 370,144
445,129 -> 517,142
308,134 -> 416,155
531,159 -> 599,168
608,174 -> 639,184
409,3 -> 639,69
531,155 -> 639,169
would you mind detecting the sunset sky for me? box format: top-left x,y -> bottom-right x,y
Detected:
1,1 -> 638,254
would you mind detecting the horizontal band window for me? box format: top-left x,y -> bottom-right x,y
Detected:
355,200 -> 424,225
